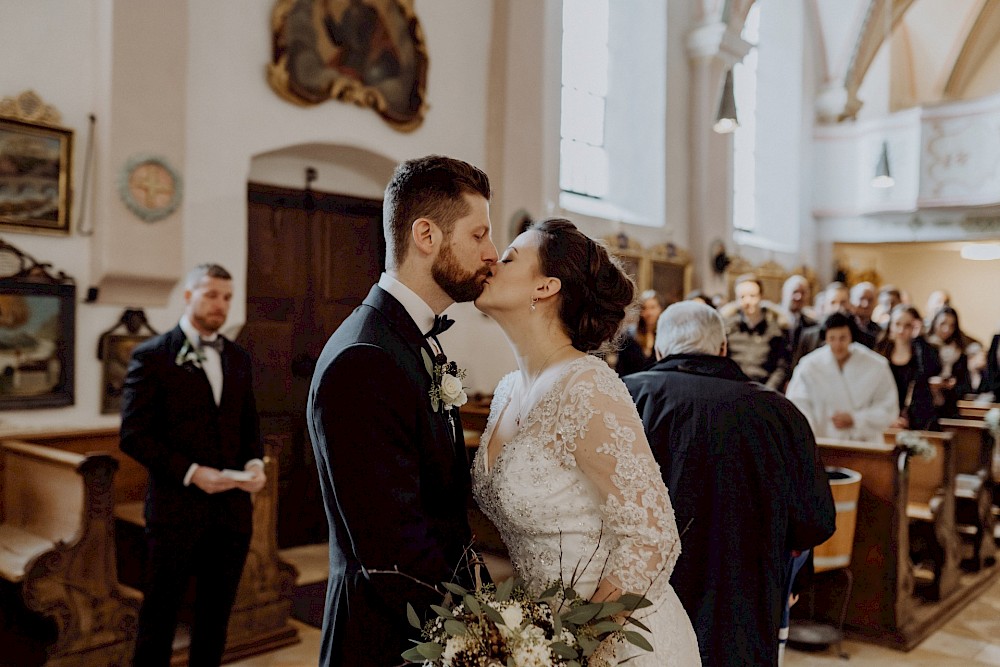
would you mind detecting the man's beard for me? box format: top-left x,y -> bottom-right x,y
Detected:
432,243 -> 488,303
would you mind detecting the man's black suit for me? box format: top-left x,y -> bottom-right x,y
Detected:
120,325 -> 262,667
307,285 -> 476,667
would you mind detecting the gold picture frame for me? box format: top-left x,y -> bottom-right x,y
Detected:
266,0 -> 429,131
0,116 -> 73,235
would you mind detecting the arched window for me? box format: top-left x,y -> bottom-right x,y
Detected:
559,0 -> 666,226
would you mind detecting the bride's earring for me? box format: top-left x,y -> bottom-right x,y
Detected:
530,297 -> 537,312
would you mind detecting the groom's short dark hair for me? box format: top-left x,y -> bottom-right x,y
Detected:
383,155 -> 491,269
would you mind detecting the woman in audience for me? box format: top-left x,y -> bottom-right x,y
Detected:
926,307 -> 973,414
875,305 -> 941,430
982,331 -> 1000,400
615,289 -> 667,376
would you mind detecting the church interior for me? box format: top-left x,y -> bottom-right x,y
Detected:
2,0 -> 1000,664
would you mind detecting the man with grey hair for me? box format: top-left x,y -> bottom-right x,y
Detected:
850,281 -> 880,348
624,301 -> 835,667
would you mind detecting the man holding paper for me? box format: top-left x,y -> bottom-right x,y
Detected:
120,263 -> 265,667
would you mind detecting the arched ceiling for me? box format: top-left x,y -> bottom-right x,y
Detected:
810,0 -> 1000,121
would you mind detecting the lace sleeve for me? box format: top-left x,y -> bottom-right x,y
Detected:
554,360 -> 681,598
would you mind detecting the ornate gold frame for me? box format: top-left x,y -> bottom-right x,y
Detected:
0,91 -> 73,235
266,0 -> 429,131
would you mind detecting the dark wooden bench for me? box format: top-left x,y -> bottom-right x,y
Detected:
938,417 -> 997,569
815,438 -> 916,647
0,439 -> 141,666
2,428 -> 300,666
884,429 -> 960,600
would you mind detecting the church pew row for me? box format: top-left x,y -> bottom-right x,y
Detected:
815,435 -> 1000,650
883,429 -> 960,601
0,439 -> 141,666
937,417 -> 997,569
956,400 -> 1000,420
814,438 -> 917,647
0,428 -> 299,666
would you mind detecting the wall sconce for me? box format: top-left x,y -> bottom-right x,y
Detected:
713,69 -> 739,134
871,141 -> 894,188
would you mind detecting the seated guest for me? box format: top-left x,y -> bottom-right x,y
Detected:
926,306 -> 973,415
873,284 -> 902,328
874,305 -> 941,430
850,281 -> 881,348
786,312 -> 898,440
924,289 -> 951,329
781,274 -> 816,356
792,282 -> 851,370
614,289 -> 667,376
981,332 -> 1000,400
966,341 -> 987,395
722,274 -> 790,390
624,302 -> 835,667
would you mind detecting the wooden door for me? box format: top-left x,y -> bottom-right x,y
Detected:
240,182 -> 384,548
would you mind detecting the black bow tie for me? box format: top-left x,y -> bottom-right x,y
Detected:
199,337 -> 224,353
425,314 -> 455,339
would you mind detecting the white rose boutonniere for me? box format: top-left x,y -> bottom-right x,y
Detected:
424,350 -> 468,413
175,338 -> 206,369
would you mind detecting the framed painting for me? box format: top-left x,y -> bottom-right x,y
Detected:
0,117 -> 73,235
267,0 -> 429,131
0,280 -> 75,409
98,308 -> 157,415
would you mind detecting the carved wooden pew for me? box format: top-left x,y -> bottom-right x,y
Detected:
814,438 -> 917,647
883,429 -> 960,600
0,439 -> 141,666
938,417 -> 997,569
2,428 -> 299,666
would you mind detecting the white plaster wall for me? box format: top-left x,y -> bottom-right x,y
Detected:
834,241 -> 1000,344
0,0 -> 501,427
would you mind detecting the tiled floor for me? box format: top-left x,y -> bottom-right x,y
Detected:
230,544 -> 1000,666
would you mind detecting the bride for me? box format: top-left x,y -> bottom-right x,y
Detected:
473,218 -> 700,665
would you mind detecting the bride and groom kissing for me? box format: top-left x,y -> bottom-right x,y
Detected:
307,155 -> 700,665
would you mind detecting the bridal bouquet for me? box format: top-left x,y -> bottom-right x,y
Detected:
401,577 -> 653,666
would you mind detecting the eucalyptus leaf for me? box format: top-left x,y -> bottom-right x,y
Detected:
400,646 -> 424,662
562,603 -> 602,624
482,604 -> 505,625
617,593 -> 653,610
595,601 -> 625,618
564,587 -> 578,600
539,583 -> 562,599
578,634 -> 599,654
444,619 -> 468,637
552,609 -> 563,634
550,641 -> 579,658
417,642 -> 445,660
496,577 -> 514,602
464,594 -> 481,616
624,616 -> 651,633
624,630 -> 654,652
405,603 -> 421,630
442,582 -> 468,596
589,620 -> 624,635
430,604 -> 454,619
567,661 -> 581,667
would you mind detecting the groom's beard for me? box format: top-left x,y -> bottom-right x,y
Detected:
432,243 -> 490,303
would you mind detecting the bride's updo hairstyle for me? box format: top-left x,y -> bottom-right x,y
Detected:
531,218 -> 636,353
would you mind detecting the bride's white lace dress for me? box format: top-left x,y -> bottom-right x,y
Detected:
473,355 -> 700,665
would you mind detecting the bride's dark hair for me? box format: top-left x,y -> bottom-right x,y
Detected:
531,218 -> 636,353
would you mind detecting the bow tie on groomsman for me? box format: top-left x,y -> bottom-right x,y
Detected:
199,336 -> 224,353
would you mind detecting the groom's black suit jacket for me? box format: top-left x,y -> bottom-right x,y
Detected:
307,285 -> 476,667
120,325 -> 262,532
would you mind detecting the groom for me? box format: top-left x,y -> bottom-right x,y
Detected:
307,155 -> 498,666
